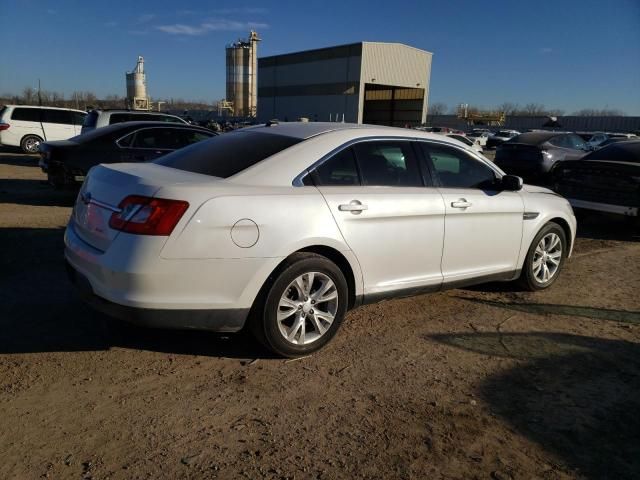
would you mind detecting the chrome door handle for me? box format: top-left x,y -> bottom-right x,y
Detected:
451,199 -> 472,209
338,200 -> 368,214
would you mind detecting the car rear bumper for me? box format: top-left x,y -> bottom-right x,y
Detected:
66,260 -> 248,331
568,198 -> 638,217
63,220 -> 282,332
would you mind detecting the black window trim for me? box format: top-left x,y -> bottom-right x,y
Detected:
293,136 -> 502,187
115,126 -> 213,150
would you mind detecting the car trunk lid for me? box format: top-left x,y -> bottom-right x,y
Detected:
72,163 -> 216,252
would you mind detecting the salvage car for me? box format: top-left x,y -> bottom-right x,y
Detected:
486,130 -> 520,149
39,121 -> 215,187
64,122 -> 576,357
552,140 -> 640,219
494,131 -> 589,184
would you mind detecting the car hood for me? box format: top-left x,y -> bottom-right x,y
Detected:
521,184 -> 556,195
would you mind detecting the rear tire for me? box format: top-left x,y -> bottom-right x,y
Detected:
21,135 -> 43,154
250,253 -> 348,357
518,222 -> 567,291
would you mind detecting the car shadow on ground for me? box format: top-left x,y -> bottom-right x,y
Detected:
0,152 -> 39,167
0,178 -> 77,207
428,331 -> 640,479
576,211 -> 639,242
451,295 -> 640,325
0,227 -> 275,359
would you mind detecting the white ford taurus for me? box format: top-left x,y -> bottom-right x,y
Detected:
65,122 -> 576,356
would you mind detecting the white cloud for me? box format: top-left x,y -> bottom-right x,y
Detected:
156,20 -> 269,36
539,47 -> 553,54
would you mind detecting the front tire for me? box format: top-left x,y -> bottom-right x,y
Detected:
518,222 -> 567,291
21,135 -> 43,154
251,253 -> 348,357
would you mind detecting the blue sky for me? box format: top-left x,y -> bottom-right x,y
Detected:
1,0 -> 639,114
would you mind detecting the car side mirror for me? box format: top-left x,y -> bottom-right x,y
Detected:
500,174 -> 523,191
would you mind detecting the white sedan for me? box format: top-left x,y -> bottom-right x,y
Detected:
65,122 -> 576,356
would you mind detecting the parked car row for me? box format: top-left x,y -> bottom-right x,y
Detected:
38,122 -> 216,187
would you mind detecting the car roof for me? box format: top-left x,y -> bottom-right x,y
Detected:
3,104 -> 86,113
71,121 -> 212,143
243,122 -> 381,139
510,131 -> 566,144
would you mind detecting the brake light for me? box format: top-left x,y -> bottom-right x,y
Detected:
109,195 -> 189,235
0,123 -> 9,131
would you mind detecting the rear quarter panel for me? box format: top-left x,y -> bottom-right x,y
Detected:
157,184 -> 363,304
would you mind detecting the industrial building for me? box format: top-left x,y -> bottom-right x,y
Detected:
125,56 -> 150,111
225,31 -> 260,117
257,42 -> 432,126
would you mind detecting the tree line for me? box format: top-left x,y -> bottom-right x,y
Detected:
0,87 -> 216,112
428,102 -> 627,117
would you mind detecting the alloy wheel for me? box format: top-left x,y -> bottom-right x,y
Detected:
532,233 -> 562,283
277,272 -> 338,345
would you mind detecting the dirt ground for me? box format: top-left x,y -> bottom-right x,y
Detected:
1,150 -> 639,480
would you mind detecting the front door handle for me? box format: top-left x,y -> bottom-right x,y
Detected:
451,199 -> 472,209
338,200 -> 368,214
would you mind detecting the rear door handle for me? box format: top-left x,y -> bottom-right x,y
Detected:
451,199 -> 472,209
338,200 -> 368,214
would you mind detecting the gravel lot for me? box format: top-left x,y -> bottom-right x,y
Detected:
1,150 -> 639,480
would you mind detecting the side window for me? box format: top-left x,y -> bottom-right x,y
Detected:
176,130 -> 212,147
11,108 -> 41,122
109,114 -> 129,125
72,112 -> 87,125
117,132 -> 135,148
353,141 -> 422,187
131,128 -> 181,150
420,143 -> 496,189
312,148 -> 359,186
41,109 -> 74,124
568,134 -> 587,149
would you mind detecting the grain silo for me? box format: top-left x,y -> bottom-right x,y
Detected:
225,31 -> 260,117
126,56 -> 150,110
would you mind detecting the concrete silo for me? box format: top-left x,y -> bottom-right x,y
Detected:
126,56 -> 150,110
225,31 -> 260,117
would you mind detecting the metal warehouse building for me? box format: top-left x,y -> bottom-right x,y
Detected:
257,42 -> 432,127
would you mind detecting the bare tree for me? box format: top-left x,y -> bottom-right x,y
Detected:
427,102 -> 448,116
22,87 -> 36,104
523,103 -> 547,115
497,102 -> 520,115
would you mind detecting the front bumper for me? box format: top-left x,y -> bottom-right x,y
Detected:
66,259 -> 248,332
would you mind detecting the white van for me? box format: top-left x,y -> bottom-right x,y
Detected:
0,105 -> 87,153
81,109 -> 188,134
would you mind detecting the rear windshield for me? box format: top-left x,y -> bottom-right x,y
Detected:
154,131 -> 303,178
83,111 -> 99,128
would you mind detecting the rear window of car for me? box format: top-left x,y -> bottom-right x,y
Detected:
11,107 -> 41,122
154,131 -> 303,178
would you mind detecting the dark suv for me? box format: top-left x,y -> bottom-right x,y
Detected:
494,132 -> 589,184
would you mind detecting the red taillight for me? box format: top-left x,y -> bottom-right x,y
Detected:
0,123 -> 10,131
109,195 -> 189,236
